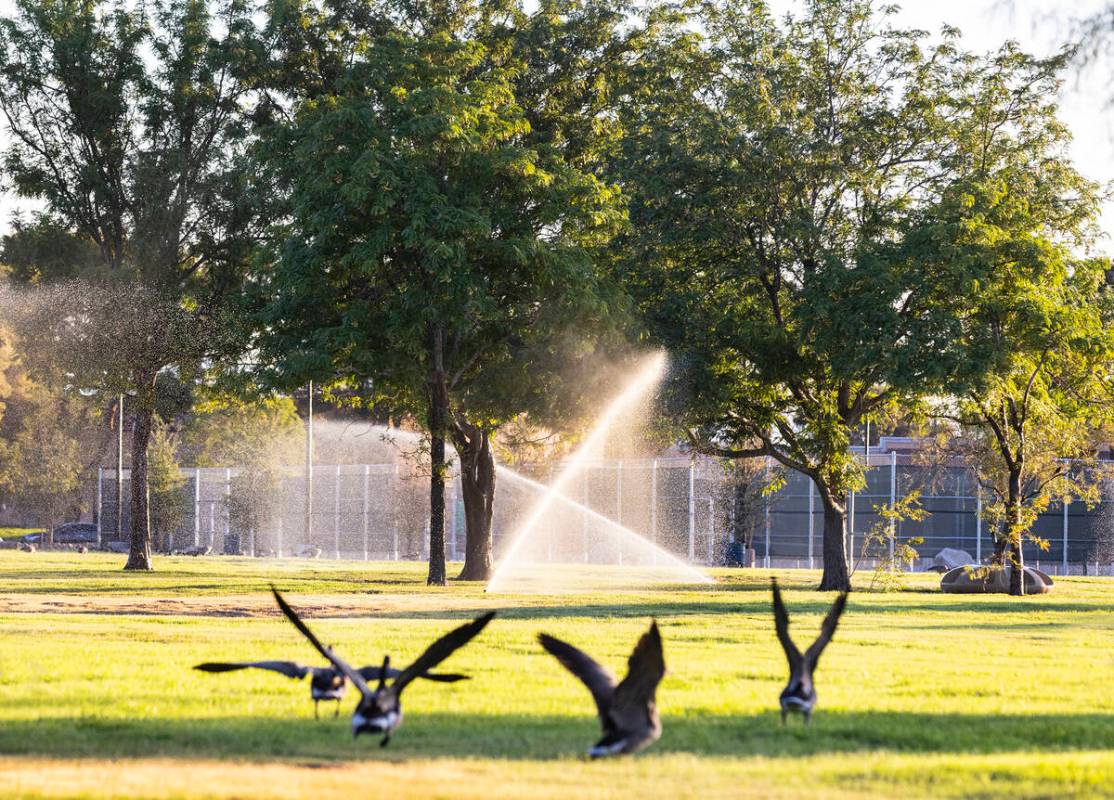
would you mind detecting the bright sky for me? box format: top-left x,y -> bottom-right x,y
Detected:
0,0 -> 1111,242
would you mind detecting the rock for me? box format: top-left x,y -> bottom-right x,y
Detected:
18,542 -> 36,553
940,565 -> 1053,594
931,548 -> 975,573
174,545 -> 211,557
103,541 -> 130,554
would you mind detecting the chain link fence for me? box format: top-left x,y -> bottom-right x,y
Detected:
96,451 -> 1114,575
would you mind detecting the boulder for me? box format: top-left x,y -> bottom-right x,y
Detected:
940,565 -> 1053,594
931,548 -> 975,573
175,545 -> 211,557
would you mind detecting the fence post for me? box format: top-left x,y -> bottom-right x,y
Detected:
763,457 -> 771,568
889,451 -> 897,567
807,478 -> 814,570
688,463 -> 696,562
707,497 -> 715,564
1062,497 -> 1070,575
276,487 -> 284,558
975,484 -> 982,563
650,459 -> 659,566
193,468 -> 201,547
449,477 -> 458,563
96,468 -> 103,548
848,487 -> 855,566
363,464 -> 370,561
334,465 -> 342,560
116,395 -> 124,543
582,468 -> 590,563
392,464 -> 400,561
223,468 -> 231,554
616,461 -> 623,566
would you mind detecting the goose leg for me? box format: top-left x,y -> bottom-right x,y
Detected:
803,710 -> 811,727
314,700 -> 319,720
780,708 -> 787,726
333,701 -> 340,718
380,733 -> 391,748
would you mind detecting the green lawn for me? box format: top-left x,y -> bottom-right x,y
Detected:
0,552 -> 1111,799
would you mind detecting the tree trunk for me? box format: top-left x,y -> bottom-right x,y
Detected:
452,416 -> 495,581
124,388 -> 156,571
817,487 -> 851,591
1006,467 -> 1025,597
426,328 -> 448,586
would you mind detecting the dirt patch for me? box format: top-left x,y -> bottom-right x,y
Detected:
0,592 -> 520,618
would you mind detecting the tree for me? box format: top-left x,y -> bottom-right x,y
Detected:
1,218 -> 104,284
612,0 -> 994,590
721,457 -> 776,563
148,419 -> 188,552
920,92 -> 1113,593
5,279 -> 220,565
0,0 -> 261,569
251,0 -> 624,584
0,324 -> 94,542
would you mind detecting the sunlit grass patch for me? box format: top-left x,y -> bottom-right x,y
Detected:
0,552 -> 1110,798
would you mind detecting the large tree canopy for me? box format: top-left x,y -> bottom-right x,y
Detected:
610,0 -> 1101,590
917,47 -> 1113,593
251,0 -> 625,583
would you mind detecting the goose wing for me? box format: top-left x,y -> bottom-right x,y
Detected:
538,633 -> 618,721
271,587 -> 372,697
392,611 -> 495,694
803,591 -> 848,670
609,621 -> 666,731
771,578 -> 803,674
193,661 -> 311,680
355,665 -> 469,683
357,664 -> 403,681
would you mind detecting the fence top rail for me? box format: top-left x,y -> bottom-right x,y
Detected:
103,463 -> 404,480
98,451 -> 1114,482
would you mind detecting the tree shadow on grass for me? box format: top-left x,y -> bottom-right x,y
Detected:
0,710 -> 1109,762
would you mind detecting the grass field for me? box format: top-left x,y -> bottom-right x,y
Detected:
0,552 -> 1111,799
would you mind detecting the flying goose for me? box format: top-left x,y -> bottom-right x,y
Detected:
538,620 -> 665,758
193,659 -> 468,718
272,587 -> 494,746
771,577 -> 848,725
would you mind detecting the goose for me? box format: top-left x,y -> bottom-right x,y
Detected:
538,620 -> 665,758
272,587 -> 493,745
771,577 -> 848,725
193,659 -> 468,718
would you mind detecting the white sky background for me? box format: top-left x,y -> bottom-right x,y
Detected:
0,0 -> 1111,241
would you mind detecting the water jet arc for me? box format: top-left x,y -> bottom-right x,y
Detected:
485,353 -> 706,592
495,466 -> 709,583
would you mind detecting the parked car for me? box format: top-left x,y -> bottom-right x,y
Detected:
23,523 -> 99,545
